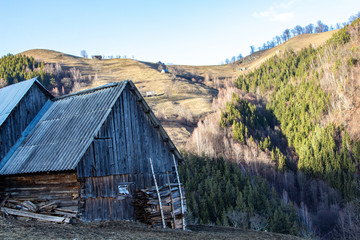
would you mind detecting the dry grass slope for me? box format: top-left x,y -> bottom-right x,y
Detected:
21,49 -> 224,149
236,30 -> 337,75
20,30 -> 335,149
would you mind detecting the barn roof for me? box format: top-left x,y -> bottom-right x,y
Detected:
0,80 -> 181,175
0,77 -> 51,127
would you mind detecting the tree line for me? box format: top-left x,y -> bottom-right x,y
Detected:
223,12 -> 360,65
80,50 -> 135,60
0,54 -> 90,95
179,154 -> 305,236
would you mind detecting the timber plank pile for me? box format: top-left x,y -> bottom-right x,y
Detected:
0,197 -> 77,223
135,183 -> 186,229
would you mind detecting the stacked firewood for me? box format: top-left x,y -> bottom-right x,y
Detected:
135,183 -> 186,229
0,196 -> 77,223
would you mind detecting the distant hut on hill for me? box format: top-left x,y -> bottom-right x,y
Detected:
92,55 -> 102,60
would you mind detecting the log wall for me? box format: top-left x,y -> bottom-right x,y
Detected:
0,172 -> 80,211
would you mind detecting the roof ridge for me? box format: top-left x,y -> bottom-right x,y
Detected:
54,80 -> 129,101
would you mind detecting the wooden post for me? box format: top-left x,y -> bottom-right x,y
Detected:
172,154 -> 185,230
166,171 -> 176,228
149,158 -> 166,228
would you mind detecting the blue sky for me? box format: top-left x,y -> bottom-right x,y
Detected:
0,0 -> 359,65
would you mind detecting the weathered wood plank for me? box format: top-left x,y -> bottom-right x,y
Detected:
0,172 -> 80,210
53,210 -> 77,218
39,201 -> 57,211
1,207 -> 70,223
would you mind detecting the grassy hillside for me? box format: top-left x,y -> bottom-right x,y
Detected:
21,49 -> 224,148
236,30 -> 337,73
19,30 -> 335,149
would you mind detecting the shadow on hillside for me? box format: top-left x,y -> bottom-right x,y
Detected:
139,61 -> 161,71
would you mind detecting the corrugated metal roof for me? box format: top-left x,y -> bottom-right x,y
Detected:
0,99 -> 53,170
0,80 -> 182,175
0,78 -> 38,126
0,81 -> 127,175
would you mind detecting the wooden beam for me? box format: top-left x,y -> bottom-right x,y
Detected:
20,201 -> 38,212
54,208 -> 77,214
53,210 -> 77,218
39,201 -> 57,211
1,207 -> 70,223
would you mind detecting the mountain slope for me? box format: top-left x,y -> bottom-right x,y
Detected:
238,30 -> 337,71
21,49 -> 225,148
183,19 -> 360,238
19,30 -> 336,149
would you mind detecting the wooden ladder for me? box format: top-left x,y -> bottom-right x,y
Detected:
173,154 -> 186,230
149,157 -> 166,228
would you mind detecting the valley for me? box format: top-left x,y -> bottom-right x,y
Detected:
1,16 -> 360,239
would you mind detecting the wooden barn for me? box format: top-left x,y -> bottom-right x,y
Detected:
0,78 -> 53,162
0,78 -> 185,228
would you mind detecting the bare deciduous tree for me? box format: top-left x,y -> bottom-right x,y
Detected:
250,214 -> 267,231
305,24 -> 314,34
275,35 -> 282,45
0,78 -> 6,88
250,45 -> 255,54
80,50 -> 88,58
283,29 -> 291,41
334,200 -> 360,239
293,25 -> 304,36
315,20 -> 329,33
227,210 -> 248,228
70,67 -> 82,81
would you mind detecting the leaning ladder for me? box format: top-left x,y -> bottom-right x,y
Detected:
149,157 -> 166,228
173,154 -> 186,230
